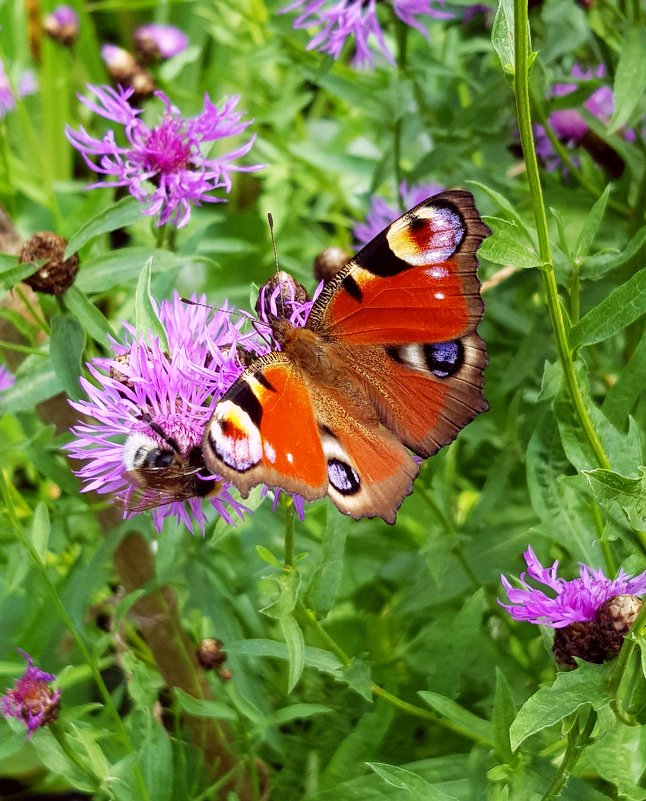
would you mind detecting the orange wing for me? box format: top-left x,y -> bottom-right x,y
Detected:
309,190 -> 489,344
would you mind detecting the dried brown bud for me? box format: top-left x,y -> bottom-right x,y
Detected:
552,621 -> 607,668
313,246 -> 350,283
596,594 -> 643,653
20,232 -> 79,295
218,667 -> 233,682
196,638 -> 226,670
102,46 -> 155,99
43,8 -> 79,47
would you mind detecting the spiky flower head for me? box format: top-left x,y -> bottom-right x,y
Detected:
500,545 -> 646,628
353,181 -> 445,247
1,650 -> 61,736
282,0 -> 451,68
66,85 -> 263,228
66,292 -> 266,533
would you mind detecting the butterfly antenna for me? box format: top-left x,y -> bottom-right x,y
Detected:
267,212 -> 288,318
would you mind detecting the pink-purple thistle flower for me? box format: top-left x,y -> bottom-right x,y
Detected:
0,61 -> 37,118
500,546 -> 646,628
43,6 -> 79,46
134,24 -> 189,60
353,181 -> 445,247
65,85 -> 263,228
0,364 -> 15,392
1,650 -> 61,736
66,292 -> 267,533
282,0 -> 451,68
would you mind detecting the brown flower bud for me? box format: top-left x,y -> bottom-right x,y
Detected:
596,594 -> 643,653
102,46 -> 155,99
218,667 -> 233,682
196,638 -> 226,670
552,621 -> 607,668
313,246 -> 350,283
43,8 -> 80,47
20,232 -> 79,295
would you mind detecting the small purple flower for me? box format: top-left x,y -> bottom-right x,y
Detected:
353,181 -> 444,247
0,365 -> 15,392
500,545 -> 646,628
134,24 -> 189,60
43,6 -> 79,46
282,0 -> 451,68
66,293 -> 266,533
1,650 -> 61,736
66,85 -> 263,228
0,61 -> 37,118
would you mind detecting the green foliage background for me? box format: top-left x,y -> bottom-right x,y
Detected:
0,0 -> 645,799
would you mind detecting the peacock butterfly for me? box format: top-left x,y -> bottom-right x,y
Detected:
202,190 -> 490,524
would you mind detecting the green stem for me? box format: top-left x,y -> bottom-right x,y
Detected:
393,19 -> 409,209
295,602 -> 492,746
540,709 -> 596,801
0,474 -> 151,801
513,0 -> 612,474
283,496 -> 295,569
50,724 -> 101,790
609,602 -> 646,700
0,339 -> 48,356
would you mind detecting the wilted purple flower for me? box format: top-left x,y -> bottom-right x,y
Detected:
500,545 -> 646,628
282,0 -> 451,68
66,85 -> 262,228
0,61 -> 37,118
66,292 -> 268,533
134,23 -> 189,60
0,365 -> 15,392
1,650 -> 61,736
43,5 -> 79,46
353,181 -> 444,247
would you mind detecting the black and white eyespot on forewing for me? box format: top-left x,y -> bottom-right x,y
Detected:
123,433 -> 174,470
320,429 -> 361,496
386,340 -> 464,378
206,400 -> 263,473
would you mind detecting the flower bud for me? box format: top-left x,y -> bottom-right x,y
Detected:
43,6 -> 79,47
20,232 -> 79,295
596,593 -> 643,653
313,246 -> 350,282
101,45 -> 155,99
1,650 -> 61,737
196,638 -> 227,670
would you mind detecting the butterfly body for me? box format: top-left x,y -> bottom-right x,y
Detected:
203,190 -> 490,523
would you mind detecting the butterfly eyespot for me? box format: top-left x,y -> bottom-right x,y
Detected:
423,340 -> 464,378
327,458 -> 361,496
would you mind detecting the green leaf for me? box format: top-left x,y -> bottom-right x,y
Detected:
366,763 -> 459,800
466,181 -> 533,239
342,658 -> 372,702
224,638 -> 344,676
174,688 -> 237,720
574,185 -> 610,262
0,357 -> 62,412
29,502 -> 50,561
0,260 -> 40,296
64,196 -> 145,258
581,226 -> 646,280
255,545 -> 283,569
418,692 -> 494,744
492,668 -> 516,763
262,570 -> 305,692
75,247 -> 188,293
583,467 -> 646,530
268,703 -> 332,726
50,315 -> 86,401
480,217 -> 541,269
306,509 -> 349,618
569,265 -> 646,349
602,328 -> 646,426
510,662 -> 612,751
135,258 -> 170,353
64,286 -> 115,342
491,0 -> 515,76
609,27 -> 646,133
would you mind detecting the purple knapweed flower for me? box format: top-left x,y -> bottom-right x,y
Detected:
134,24 -> 189,60
0,61 -> 37,118
282,0 -> 451,68
500,545 -> 646,628
65,85 -> 263,228
1,650 -> 61,737
66,292 -> 268,533
43,5 -> 79,46
353,181 -> 444,247
0,365 -> 15,392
